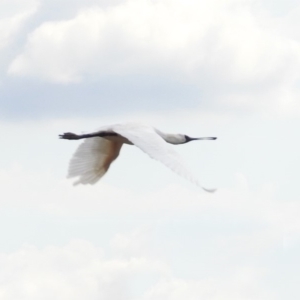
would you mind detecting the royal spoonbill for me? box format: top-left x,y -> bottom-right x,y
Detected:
59,123 -> 217,192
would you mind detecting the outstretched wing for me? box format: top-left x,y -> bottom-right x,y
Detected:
112,123 -> 215,192
67,137 -> 122,185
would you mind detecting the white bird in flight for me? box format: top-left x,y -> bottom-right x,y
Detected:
59,123 -> 217,192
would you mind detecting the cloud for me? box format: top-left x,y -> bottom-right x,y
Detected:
0,235 -> 278,300
0,0 -> 38,50
0,162 -> 299,248
1,159 -> 299,298
9,0 -> 300,84
142,269 -> 274,300
0,161 -> 297,298
0,239 -> 169,300
5,0 -> 300,118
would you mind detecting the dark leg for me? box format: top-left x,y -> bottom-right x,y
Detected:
59,131 -> 118,140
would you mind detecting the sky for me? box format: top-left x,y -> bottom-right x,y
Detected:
0,0 -> 299,299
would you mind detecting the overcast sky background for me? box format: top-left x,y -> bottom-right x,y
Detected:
0,0 -> 299,299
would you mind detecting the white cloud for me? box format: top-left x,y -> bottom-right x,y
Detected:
0,236 -> 278,300
0,163 -> 299,251
0,0 -> 38,50
8,0 -> 300,83
7,0 -> 300,116
142,268 -> 275,300
0,239 -> 169,300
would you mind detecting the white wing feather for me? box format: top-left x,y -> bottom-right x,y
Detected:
67,137 -> 122,185
112,123 -> 215,192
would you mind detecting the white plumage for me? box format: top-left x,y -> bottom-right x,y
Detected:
68,136 -> 122,185
59,122 -> 217,192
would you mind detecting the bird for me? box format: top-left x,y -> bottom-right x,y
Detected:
59,122 -> 217,192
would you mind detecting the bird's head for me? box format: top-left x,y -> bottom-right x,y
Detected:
165,134 -> 217,145
155,128 -> 217,145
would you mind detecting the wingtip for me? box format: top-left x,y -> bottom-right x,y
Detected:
202,187 -> 217,193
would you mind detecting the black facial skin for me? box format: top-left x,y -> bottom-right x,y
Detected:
184,135 -> 194,142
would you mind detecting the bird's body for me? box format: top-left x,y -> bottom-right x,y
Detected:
59,122 -> 217,192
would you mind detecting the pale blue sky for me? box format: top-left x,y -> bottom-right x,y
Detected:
0,0 -> 299,299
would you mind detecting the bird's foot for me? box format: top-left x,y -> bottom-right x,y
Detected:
59,132 -> 80,140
